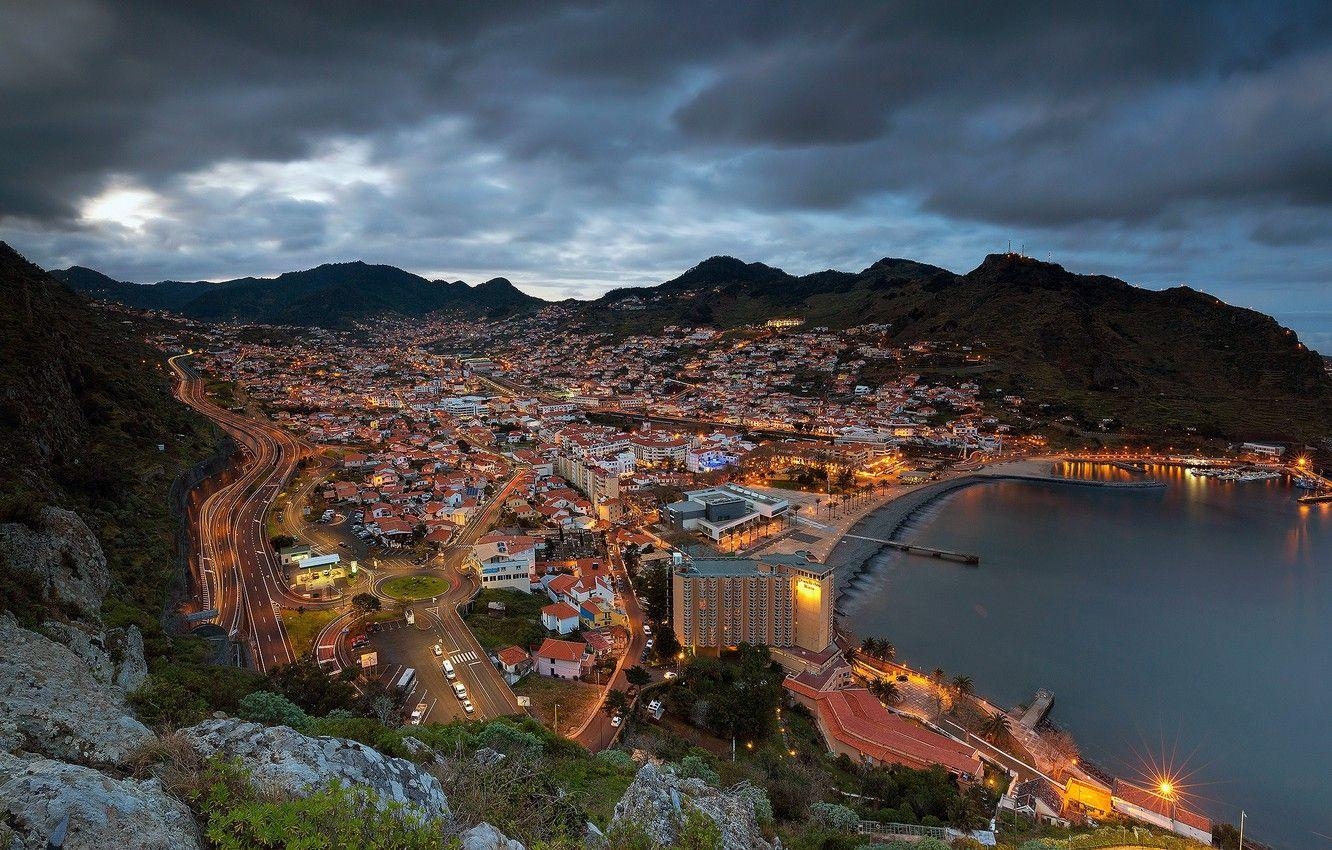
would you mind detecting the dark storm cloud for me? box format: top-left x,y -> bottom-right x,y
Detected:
0,0 -> 1329,336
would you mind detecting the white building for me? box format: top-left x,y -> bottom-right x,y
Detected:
465,533 -> 542,592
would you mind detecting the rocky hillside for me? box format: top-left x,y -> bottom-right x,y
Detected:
0,601 -> 773,849
53,261 -> 544,327
0,243 -> 214,632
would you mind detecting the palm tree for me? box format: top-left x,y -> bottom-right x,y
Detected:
877,640 -> 896,663
951,674 -> 974,696
978,711 -> 1011,746
931,667 -> 945,684
868,679 -> 900,705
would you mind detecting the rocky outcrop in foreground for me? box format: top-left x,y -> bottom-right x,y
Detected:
611,762 -> 777,850
0,754 -> 202,850
0,507 -> 110,623
0,612 -> 152,768
179,719 -> 452,821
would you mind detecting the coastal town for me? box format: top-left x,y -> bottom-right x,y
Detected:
139,306 -> 1328,850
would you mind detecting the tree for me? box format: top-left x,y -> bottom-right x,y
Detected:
625,665 -> 651,687
351,592 -> 381,614
868,678 -> 900,705
678,754 -> 720,786
978,711 -> 1011,746
263,656 -> 358,716
270,534 -> 297,551
808,801 -> 859,831
951,674 -> 974,696
604,689 -> 631,717
238,690 -> 310,728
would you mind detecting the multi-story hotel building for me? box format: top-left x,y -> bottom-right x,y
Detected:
672,552 -> 834,655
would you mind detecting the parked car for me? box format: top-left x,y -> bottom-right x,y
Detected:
432,644 -> 443,657
452,682 -> 468,700
610,714 -> 622,727
646,699 -> 662,713
663,671 -> 677,680
409,703 -> 426,725
462,700 -> 475,715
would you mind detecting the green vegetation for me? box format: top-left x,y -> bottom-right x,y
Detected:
302,715 -> 639,841
178,758 -> 452,850
663,644 -> 785,742
380,574 -> 450,601
280,608 -> 341,657
464,588 -> 550,650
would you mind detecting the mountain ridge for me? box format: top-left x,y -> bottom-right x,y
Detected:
45,249 -> 1332,440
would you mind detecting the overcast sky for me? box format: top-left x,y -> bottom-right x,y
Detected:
2,2 -> 1330,347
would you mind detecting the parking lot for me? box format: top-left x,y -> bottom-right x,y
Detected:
366,615 -> 485,725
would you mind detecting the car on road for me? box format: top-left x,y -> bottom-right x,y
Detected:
462,700 -> 475,715
405,609 -> 415,626
896,674 -> 908,682
408,702 -> 426,725
432,643 -> 443,657
452,682 -> 468,700
663,671 -> 677,680
338,541 -> 349,548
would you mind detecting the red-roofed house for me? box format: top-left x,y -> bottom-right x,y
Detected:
786,683 -> 982,780
541,601 -> 581,635
534,638 -> 590,679
495,645 -> 532,684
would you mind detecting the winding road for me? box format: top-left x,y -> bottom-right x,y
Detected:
170,354 -> 305,673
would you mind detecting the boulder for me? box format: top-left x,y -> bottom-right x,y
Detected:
110,625 -> 148,693
0,506 -> 110,623
0,753 -> 203,850
37,622 -> 149,697
0,612 -> 153,767
180,719 -> 451,820
460,822 -> 526,850
610,763 -> 777,850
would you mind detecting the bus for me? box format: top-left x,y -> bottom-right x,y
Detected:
395,667 -> 416,692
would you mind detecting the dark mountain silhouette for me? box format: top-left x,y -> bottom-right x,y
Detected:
52,261 -> 544,326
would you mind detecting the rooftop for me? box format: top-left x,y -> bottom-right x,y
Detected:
677,551 -> 831,579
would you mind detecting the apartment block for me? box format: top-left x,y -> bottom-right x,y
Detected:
672,552 -> 834,655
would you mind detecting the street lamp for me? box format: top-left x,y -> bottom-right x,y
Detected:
1157,780 -> 1177,830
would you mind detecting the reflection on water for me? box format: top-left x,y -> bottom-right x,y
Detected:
842,465 -> 1331,849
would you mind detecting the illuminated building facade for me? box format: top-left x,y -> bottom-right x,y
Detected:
672,552 -> 834,654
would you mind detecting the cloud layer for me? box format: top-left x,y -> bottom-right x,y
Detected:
1,1 -> 1329,329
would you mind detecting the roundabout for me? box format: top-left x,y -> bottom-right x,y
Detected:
377,572 -> 451,602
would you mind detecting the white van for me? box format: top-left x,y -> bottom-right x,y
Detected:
396,668 -> 416,692
404,608 -> 415,626
442,659 -> 456,680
